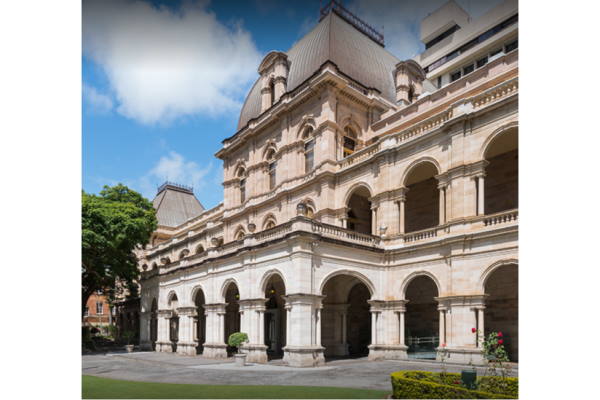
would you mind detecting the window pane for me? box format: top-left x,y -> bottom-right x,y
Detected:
305,150 -> 314,173
96,302 -> 103,314
450,71 -> 461,82
463,64 -> 474,75
269,162 -> 277,189
476,56 -> 488,68
240,179 -> 245,203
505,39 -> 518,52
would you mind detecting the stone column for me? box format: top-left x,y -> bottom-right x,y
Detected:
139,311 -> 152,350
176,307 -> 198,356
282,294 -> 325,367
238,298 -> 268,363
477,175 -> 485,215
439,187 -> 446,225
438,307 -> 446,346
156,310 -> 173,352
202,303 -> 227,359
476,306 -> 485,347
368,300 -> 408,360
436,295 -> 486,365
371,204 -> 378,236
396,189 -> 408,234
399,310 -> 406,346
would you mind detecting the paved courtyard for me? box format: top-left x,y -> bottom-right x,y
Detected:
82,352 -> 518,391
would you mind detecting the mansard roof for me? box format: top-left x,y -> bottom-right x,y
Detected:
236,11 -> 400,131
152,182 -> 205,227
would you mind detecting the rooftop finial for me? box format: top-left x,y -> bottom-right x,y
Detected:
319,0 -> 384,47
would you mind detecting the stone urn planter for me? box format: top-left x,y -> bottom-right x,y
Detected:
125,344 -> 135,353
461,369 -> 477,389
234,353 -> 247,367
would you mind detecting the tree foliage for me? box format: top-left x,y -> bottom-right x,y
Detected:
82,184 -> 157,314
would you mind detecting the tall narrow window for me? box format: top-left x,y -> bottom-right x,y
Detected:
269,79 -> 275,106
84,306 -> 89,317
240,178 -> 246,203
342,126 -> 358,158
304,139 -> 314,173
269,161 -> 277,189
96,302 -> 103,314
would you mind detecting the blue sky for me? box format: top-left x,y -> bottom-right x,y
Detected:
82,0 -> 502,209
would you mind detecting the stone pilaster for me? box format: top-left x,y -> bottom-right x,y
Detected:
202,303 -> 228,359
139,311 -> 152,350
238,298 -> 268,364
367,300 -> 408,360
155,309 -> 173,352
175,306 -> 198,356
282,293 -> 325,367
435,295 -> 487,365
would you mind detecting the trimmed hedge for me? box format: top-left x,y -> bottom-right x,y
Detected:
391,371 -> 518,399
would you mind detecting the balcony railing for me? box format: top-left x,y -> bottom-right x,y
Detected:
483,209 -> 518,227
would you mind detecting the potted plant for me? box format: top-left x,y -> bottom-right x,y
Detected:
122,330 -> 135,353
228,332 -> 249,366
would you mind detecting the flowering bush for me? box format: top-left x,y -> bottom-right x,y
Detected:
473,329 -> 511,380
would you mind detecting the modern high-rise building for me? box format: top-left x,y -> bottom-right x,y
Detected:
137,0 -> 518,367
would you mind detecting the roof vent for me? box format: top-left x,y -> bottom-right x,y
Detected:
157,181 -> 193,195
320,0 -> 384,47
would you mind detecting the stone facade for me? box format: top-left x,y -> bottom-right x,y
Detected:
137,0 -> 519,366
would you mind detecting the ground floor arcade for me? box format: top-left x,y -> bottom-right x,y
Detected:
140,256 -> 517,367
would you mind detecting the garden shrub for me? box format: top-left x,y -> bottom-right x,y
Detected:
390,371 -> 518,399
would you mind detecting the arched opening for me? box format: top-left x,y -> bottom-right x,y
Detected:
484,128 -> 518,214
346,186 -> 372,235
264,218 -> 276,230
224,282 -> 240,355
263,274 -> 286,359
195,244 -> 205,254
484,263 -> 518,361
194,288 -> 206,355
404,162 -> 439,233
405,275 -> 439,359
235,228 -> 245,241
321,274 -> 372,359
168,293 -> 179,352
408,85 -> 415,103
150,299 -> 157,350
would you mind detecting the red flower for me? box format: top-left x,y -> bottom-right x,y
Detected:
471,328 -> 477,333
498,339 -> 504,345
454,381 -> 460,384
497,332 -> 503,337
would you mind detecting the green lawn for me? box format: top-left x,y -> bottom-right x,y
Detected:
82,375 -> 389,399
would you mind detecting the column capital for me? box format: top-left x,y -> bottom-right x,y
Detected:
283,293 -> 325,308
204,303 -> 227,314
176,306 -> 198,317
435,294 -> 487,307
157,309 -> 173,318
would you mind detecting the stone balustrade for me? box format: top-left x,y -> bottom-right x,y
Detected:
483,209 -> 518,227
402,226 -> 439,243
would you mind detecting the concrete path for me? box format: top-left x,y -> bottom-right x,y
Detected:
82,351 -> 518,391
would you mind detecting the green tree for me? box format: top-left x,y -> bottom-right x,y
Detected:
82,184 -> 157,316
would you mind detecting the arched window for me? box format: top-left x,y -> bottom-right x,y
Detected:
408,85 -> 415,103
266,149 -> 277,190
302,127 -> 315,173
306,206 -> 314,219
343,127 -> 357,158
264,220 -> 276,230
195,244 -> 205,254
235,229 -> 246,241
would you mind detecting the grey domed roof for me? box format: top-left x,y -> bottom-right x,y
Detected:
237,11 -> 400,131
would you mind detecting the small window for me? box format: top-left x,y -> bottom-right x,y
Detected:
84,306 -> 89,317
463,64 -> 474,75
476,56 -> 488,68
304,139 -> 314,173
269,161 -> 277,189
450,70 -> 461,82
436,76 -> 442,89
269,80 -> 275,106
505,39 -> 518,53
490,48 -> 502,57
96,302 -> 103,315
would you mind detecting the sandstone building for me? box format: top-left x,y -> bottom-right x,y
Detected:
137,0 -> 518,367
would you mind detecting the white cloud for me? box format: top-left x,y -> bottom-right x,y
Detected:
138,151 -> 213,198
83,84 -> 113,114
348,0 -> 505,60
83,0 -> 262,125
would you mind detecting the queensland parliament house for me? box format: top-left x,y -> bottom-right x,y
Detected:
136,0 -> 518,367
